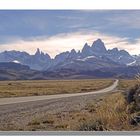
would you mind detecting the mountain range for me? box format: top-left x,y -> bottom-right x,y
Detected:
0,39 -> 140,80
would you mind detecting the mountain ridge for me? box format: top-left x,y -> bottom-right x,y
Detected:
0,38 -> 138,70
0,38 -> 140,79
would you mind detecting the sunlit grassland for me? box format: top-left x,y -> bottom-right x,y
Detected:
0,79 -> 113,98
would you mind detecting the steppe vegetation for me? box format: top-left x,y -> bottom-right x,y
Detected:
0,79 -> 113,98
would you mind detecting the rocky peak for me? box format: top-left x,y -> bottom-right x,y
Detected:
34,48 -> 51,60
119,49 -> 130,56
68,49 -> 78,59
35,48 -> 41,56
41,51 -> 45,56
108,48 -> 119,54
81,43 -> 93,57
71,49 -> 76,54
91,39 -> 107,53
82,43 -> 90,53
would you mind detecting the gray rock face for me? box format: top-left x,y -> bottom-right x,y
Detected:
133,55 -> 140,65
91,39 -> 107,54
107,48 -> 134,65
81,43 -> 93,57
27,48 -> 51,70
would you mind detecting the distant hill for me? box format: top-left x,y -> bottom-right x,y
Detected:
0,62 -> 47,80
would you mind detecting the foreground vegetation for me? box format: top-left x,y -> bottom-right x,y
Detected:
118,79 -> 138,90
0,79 -> 113,98
24,91 -> 140,131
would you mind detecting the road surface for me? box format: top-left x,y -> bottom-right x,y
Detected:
0,79 -> 118,106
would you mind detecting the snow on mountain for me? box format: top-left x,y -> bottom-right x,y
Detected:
13,60 -> 20,64
118,56 -> 122,60
127,60 -> 136,66
77,56 -> 96,62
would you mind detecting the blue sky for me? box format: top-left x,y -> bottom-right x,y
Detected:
0,10 -> 140,57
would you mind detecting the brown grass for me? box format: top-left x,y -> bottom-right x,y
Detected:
1,90 -> 140,131
21,92 -> 139,131
0,79 -> 113,98
118,79 -> 138,90
79,92 -> 132,131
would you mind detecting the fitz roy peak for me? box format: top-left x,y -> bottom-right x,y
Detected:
91,39 -> 107,53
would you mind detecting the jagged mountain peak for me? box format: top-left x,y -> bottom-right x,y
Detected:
71,49 -> 77,54
95,38 -> 102,43
82,43 -> 90,51
34,48 -> 51,59
41,51 -> 44,55
108,48 -> 119,54
35,48 -> 41,55
112,48 -> 119,51
119,49 -> 130,55
91,38 -> 107,53
83,42 -> 89,47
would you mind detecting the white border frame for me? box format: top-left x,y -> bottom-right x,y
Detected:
0,0 -> 140,9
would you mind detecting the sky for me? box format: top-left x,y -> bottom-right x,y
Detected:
0,10 -> 140,58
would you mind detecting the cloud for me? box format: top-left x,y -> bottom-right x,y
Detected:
0,31 -> 140,58
57,15 -> 83,20
106,10 -> 140,29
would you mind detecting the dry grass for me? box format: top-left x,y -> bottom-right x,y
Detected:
1,91 -> 140,131
0,79 -> 113,98
21,92 -> 139,131
79,92 -> 132,131
118,79 -> 138,90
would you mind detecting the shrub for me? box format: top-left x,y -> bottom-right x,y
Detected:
127,84 -> 139,104
79,120 -> 107,131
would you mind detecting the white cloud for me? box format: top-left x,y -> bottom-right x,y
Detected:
0,31 -> 140,58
